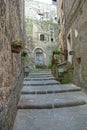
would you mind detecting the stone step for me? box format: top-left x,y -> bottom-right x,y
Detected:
17,91 -> 87,109
18,100 -> 85,109
21,84 -> 81,94
30,74 -> 52,76
30,72 -> 51,75
29,75 -> 53,78
13,105 -> 87,130
23,80 -> 59,86
24,77 -> 55,81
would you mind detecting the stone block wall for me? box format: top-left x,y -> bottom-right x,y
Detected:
0,0 -> 24,129
63,0 -> 87,89
0,70 -> 24,130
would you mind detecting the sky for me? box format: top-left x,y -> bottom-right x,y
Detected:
35,0 -> 52,4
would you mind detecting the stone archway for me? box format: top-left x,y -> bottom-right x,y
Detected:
34,48 -> 46,68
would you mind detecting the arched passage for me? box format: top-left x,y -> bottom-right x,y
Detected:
34,48 -> 46,67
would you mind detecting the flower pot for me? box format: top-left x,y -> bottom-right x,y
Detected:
11,45 -> 22,53
69,51 -> 74,55
52,59 -> 57,64
62,52 -> 65,55
77,57 -> 81,64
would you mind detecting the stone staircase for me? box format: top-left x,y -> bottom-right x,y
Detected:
13,70 -> 87,130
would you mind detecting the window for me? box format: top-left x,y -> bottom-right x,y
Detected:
52,0 -> 57,1
55,16 -> 57,20
40,34 -> 44,41
51,38 -> 53,42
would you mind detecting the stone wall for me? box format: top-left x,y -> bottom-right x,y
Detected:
60,0 -> 87,89
0,0 -> 24,129
0,70 -> 24,130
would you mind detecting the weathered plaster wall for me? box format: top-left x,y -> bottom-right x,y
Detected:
64,0 -> 87,89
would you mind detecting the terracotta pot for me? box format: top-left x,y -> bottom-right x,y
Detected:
52,59 -> 57,64
62,52 -> 65,55
69,51 -> 74,55
77,57 -> 81,64
11,45 -> 22,53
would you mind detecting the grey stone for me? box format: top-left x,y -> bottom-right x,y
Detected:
13,105 -> 87,130
29,74 -> 53,78
23,80 -> 59,86
24,77 -> 55,81
13,71 -> 87,130
17,91 -> 87,109
30,72 -> 51,75
21,84 -> 81,94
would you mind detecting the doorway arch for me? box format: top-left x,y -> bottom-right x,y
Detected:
34,48 -> 46,67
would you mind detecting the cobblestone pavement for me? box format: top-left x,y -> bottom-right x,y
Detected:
13,70 -> 87,130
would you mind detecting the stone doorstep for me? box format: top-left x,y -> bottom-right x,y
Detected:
21,88 -> 81,94
17,100 -> 86,109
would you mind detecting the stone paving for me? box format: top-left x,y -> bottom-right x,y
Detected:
13,70 -> 87,130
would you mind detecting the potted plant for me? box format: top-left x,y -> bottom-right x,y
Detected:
77,57 -> 81,64
21,49 -> 28,57
69,50 -> 74,55
11,40 -> 24,53
21,53 -> 29,65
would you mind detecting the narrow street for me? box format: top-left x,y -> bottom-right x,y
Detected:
1,0 -> 87,129
13,70 -> 87,130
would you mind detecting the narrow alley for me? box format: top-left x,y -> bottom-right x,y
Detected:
12,69 -> 87,130
1,0 -> 87,130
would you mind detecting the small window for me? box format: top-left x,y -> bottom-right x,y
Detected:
51,38 -> 53,42
55,16 -> 57,20
52,0 -> 57,1
40,34 -> 44,41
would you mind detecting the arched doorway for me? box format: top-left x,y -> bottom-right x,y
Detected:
34,48 -> 45,68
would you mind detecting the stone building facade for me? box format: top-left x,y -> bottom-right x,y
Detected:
0,0 -> 24,129
25,0 -> 58,67
57,0 -> 87,88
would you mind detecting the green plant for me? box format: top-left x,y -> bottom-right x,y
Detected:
22,56 -> 29,65
47,64 -> 52,69
21,49 -> 28,57
11,40 -> 25,53
11,40 -> 24,47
